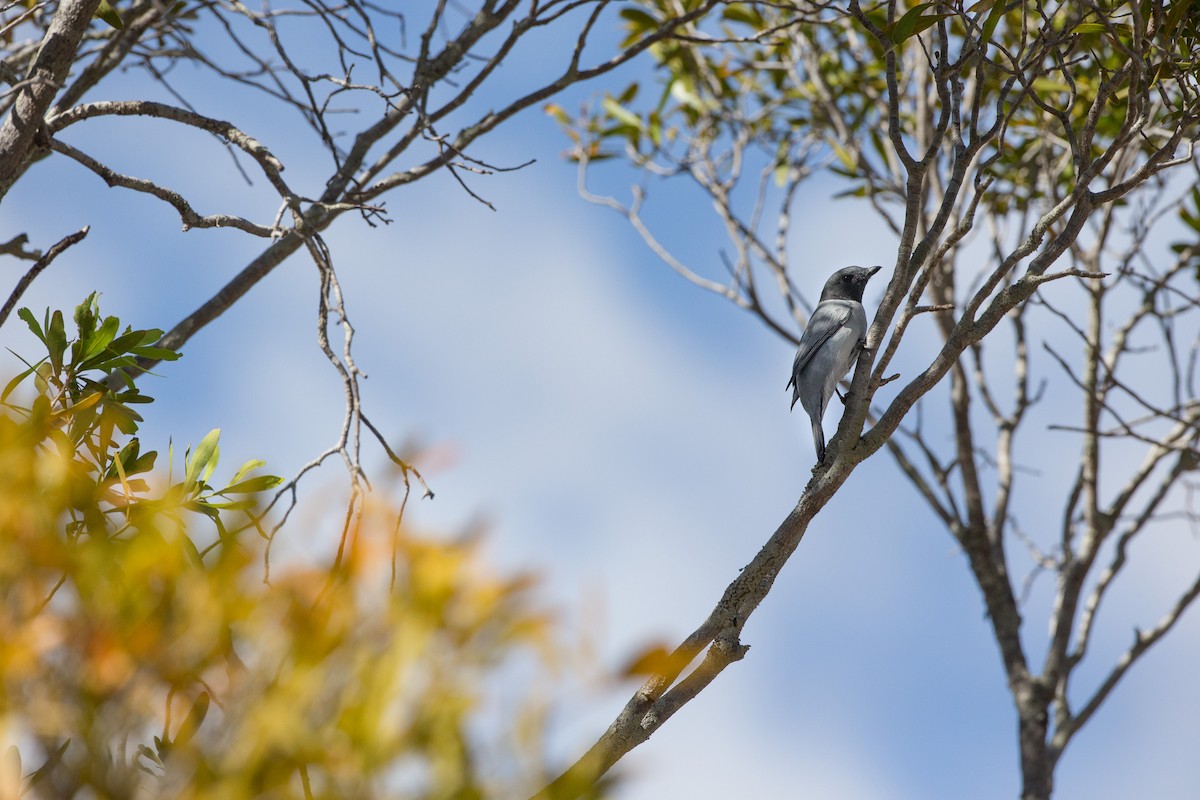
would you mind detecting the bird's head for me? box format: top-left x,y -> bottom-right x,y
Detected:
820,265 -> 882,303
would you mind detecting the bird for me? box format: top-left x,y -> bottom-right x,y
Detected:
787,265 -> 882,463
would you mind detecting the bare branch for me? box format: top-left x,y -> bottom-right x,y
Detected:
0,226 -> 89,329
1060,566 -> 1200,746
47,137 -> 279,237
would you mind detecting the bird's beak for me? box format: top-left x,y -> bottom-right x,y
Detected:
867,265 -> 882,278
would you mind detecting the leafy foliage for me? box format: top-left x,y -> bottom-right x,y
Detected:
558,1 -> 1200,215
0,300 -> 578,798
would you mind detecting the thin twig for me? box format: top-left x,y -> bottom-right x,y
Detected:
0,227 -> 90,329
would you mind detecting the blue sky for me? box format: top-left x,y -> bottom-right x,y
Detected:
3,4 -> 1199,798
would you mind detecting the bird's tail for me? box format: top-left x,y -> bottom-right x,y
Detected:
811,418 -> 826,463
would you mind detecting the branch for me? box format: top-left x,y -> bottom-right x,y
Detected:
361,0 -> 726,198
1058,566 -> 1200,747
1069,419 -> 1200,669
0,0 -> 102,199
106,209 -> 328,382
114,0 -> 727,388
535,447 -> 867,798
47,100 -> 290,199
0,233 -> 39,260
48,137 -> 279,236
0,226 -> 90,329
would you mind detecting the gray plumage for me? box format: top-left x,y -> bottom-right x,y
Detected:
787,265 -> 881,462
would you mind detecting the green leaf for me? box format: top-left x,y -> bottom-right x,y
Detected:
906,12 -> 952,42
892,3 -> 934,43
113,390 -> 153,404
543,103 -> 571,126
618,7 -> 658,46
185,500 -> 232,539
209,508 -> 229,539
1072,22 -> 1109,34
602,96 -> 643,131
201,442 -> 220,485
128,452 -> 156,476
79,315 -> 120,364
230,458 -> 268,485
107,327 -> 171,357
1163,0 -> 1192,40
46,310 -> 67,374
773,162 -> 789,188
73,293 -> 99,339
129,345 -> 180,361
107,329 -> 146,353
831,141 -> 858,171
722,3 -> 764,28
833,184 -> 870,199
85,355 -> 137,374
185,428 -> 221,488
1,361 -> 41,403
67,401 -> 99,445
18,308 -> 45,344
95,0 -> 124,29
67,390 -> 103,416
619,7 -> 658,31
220,474 -> 283,495
198,498 -> 258,511
1181,207 -> 1200,233
982,0 -> 1006,43
107,402 -> 142,435
30,394 -> 50,425
113,439 -> 156,477
34,363 -> 51,395
26,739 -> 69,789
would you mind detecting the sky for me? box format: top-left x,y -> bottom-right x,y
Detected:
3,3 -> 1199,799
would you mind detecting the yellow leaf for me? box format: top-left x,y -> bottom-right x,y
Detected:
95,0 -> 124,29
619,641 -> 697,679
831,141 -> 858,171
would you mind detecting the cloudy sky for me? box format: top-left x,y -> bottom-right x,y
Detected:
3,4 -> 1199,798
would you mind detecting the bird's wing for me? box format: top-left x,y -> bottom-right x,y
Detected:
788,302 -> 852,387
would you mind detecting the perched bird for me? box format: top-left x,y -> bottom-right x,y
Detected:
787,265 -> 882,462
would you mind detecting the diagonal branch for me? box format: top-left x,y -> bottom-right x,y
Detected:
0,226 -> 90,329
534,448 -> 863,798
1057,565 -> 1200,748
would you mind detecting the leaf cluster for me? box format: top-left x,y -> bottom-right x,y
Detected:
0,302 -> 579,799
2,293 -> 280,543
558,1 -> 1200,216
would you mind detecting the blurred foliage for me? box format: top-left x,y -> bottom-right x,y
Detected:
553,0 -> 1200,215
1172,185 -> 1200,280
0,298 -> 586,799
